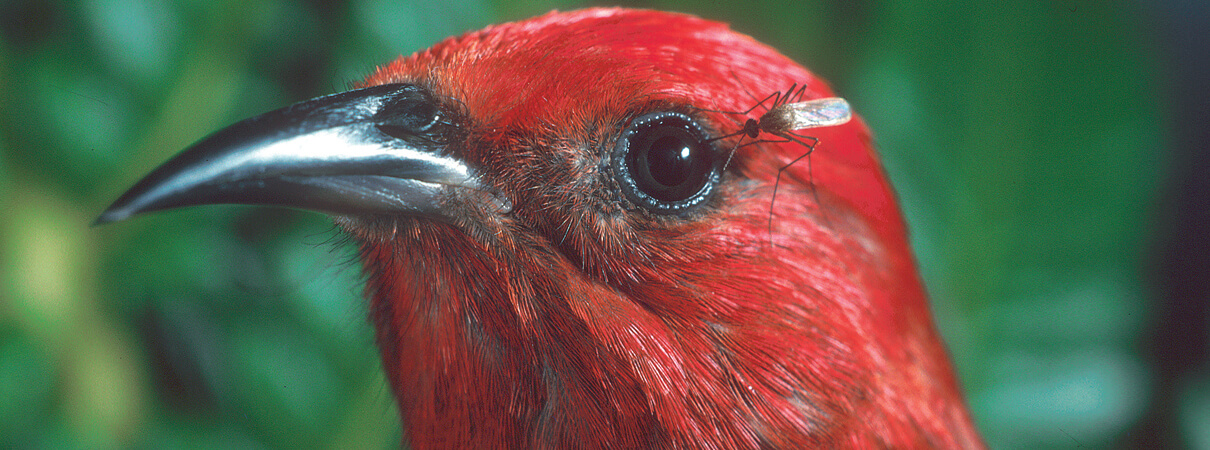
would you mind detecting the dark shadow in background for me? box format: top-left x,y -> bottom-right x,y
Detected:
1133,0 -> 1210,447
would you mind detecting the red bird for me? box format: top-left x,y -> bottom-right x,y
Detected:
98,8 -> 983,448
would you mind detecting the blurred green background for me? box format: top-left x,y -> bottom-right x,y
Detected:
0,0 -> 1197,448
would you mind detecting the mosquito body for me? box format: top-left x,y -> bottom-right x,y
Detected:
705,84 -> 853,241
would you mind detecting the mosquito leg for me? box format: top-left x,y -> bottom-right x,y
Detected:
764,132 -> 832,246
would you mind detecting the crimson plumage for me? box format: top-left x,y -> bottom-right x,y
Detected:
100,7 -> 982,448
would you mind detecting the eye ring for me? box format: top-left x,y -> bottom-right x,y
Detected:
611,111 -> 719,214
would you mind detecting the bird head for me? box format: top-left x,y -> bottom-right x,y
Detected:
98,8 -> 981,448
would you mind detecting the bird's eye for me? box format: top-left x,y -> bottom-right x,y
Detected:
612,111 -> 718,214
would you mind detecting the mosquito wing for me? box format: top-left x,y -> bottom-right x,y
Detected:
775,97 -> 852,131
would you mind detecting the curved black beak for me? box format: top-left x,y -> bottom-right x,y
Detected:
95,83 -> 475,225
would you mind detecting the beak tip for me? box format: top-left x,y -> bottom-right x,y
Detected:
92,211 -> 118,227
93,203 -> 134,226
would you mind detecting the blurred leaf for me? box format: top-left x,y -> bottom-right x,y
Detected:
82,0 -> 183,84
0,328 -> 56,445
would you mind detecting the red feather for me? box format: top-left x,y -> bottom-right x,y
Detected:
337,8 -> 983,448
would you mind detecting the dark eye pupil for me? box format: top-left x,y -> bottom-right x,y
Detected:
613,111 -> 718,213
646,135 -> 694,187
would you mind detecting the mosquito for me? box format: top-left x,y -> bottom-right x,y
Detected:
704,83 -> 853,242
